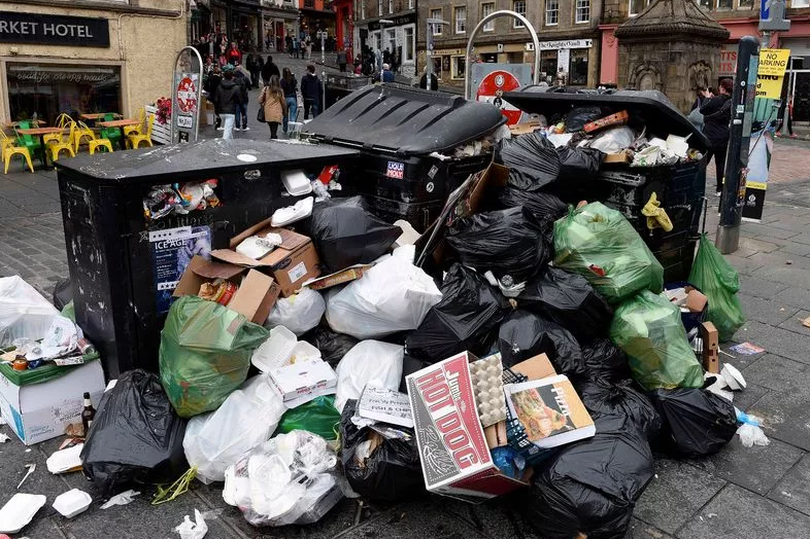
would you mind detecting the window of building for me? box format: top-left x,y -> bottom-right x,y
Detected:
576,0 -> 590,23
455,6 -> 467,34
409,0 -> 414,8
482,2 -> 495,32
388,0 -> 393,14
546,0 -> 559,25
540,51 -> 557,80
387,28 -> 396,56
696,0 -> 711,8
792,0 -> 809,6
361,1 -> 366,19
738,0 -> 753,7
513,1 -> 527,27
430,8 -> 443,34
452,55 -> 466,79
629,0 -> 652,15
404,26 -> 415,62
377,0 -> 383,17
569,49 -> 589,84
716,0 -> 732,9
432,57 -> 443,79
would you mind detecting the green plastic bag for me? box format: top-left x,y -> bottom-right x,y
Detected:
610,290 -> 704,390
688,233 -> 746,342
554,202 -> 664,304
277,395 -> 341,440
159,296 -> 268,418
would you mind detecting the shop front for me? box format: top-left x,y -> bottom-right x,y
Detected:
261,0 -> 299,52
369,13 -> 417,77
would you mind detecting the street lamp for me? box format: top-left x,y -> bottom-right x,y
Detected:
317,29 -> 328,63
425,18 -> 449,90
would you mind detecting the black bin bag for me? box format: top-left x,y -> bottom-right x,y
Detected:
566,106 -> 604,132
556,146 -> 605,181
496,132 -> 561,191
577,378 -> 661,441
406,263 -> 508,362
523,414 -> 655,539
81,370 -> 188,496
302,196 -> 402,273
581,338 -> 633,384
447,206 -> 551,283
303,325 -> 359,367
339,400 -> 424,502
498,310 -> 584,377
517,267 -> 613,342
497,187 -> 569,225
648,388 -> 738,458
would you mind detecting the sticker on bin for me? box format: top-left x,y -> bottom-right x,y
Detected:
386,161 -> 405,179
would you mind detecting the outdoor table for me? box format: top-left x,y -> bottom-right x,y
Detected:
98,119 -> 140,150
80,113 -> 121,125
16,126 -> 65,168
3,120 -> 46,129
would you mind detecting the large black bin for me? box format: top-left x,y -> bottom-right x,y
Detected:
56,139 -> 358,377
304,84 -> 505,232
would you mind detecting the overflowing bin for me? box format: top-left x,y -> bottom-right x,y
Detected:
323,72 -> 371,109
57,139 -> 358,377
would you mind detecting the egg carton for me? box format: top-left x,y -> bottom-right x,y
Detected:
469,354 -> 508,428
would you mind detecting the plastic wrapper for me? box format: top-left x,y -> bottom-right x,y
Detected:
325,255 -> 442,340
581,338 -> 633,383
447,207 -> 551,283
498,310 -> 584,377
576,378 -> 661,441
496,132 -> 561,191
159,296 -> 268,418
278,395 -> 341,440
553,202 -> 664,304
649,388 -> 738,458
566,106 -> 604,132
183,375 -> 286,484
588,126 -> 636,154
302,196 -> 402,273
497,187 -> 569,226
81,370 -> 187,496
223,431 -> 342,527
0,275 -> 61,346
523,414 -> 655,539
517,267 -> 613,342
335,340 -> 404,412
405,264 -> 508,362
556,146 -> 605,181
302,326 -> 358,367
143,180 -> 220,221
688,233 -> 746,342
339,400 -> 423,501
610,290 -> 704,391
265,288 -> 325,336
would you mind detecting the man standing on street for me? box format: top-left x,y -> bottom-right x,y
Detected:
233,63 -> 251,131
213,65 -> 242,140
301,64 -> 322,119
262,54 -> 281,86
700,78 -> 733,196
336,49 -> 348,73
246,52 -> 263,89
381,63 -> 395,83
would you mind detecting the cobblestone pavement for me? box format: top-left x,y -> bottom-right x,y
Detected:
3,82 -> 810,537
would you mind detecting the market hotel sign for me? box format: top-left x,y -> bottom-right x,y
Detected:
0,11 -> 110,47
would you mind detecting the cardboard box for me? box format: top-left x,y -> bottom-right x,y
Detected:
406,351 -> 529,502
511,354 -> 556,381
174,255 -> 281,324
302,264 -> 373,291
700,321 -> 720,374
0,361 -> 105,446
686,290 -> 708,313
603,151 -> 631,164
484,421 -> 508,449
212,221 -> 321,297
268,359 -> 337,403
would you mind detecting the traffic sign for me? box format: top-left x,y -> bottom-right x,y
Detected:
475,68 -> 522,125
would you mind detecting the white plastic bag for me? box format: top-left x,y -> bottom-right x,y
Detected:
175,509 -> 208,539
0,276 -> 60,346
335,340 -> 403,412
325,256 -> 442,340
737,423 -> 770,448
223,431 -> 342,527
589,126 -> 636,154
183,375 -> 285,484
265,288 -> 325,336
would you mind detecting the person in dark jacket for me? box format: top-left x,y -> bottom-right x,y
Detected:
336,49 -> 348,72
281,67 -> 298,133
261,55 -> 281,85
213,66 -> 242,140
233,66 -> 250,131
419,68 -> 439,91
300,64 -> 322,119
381,63 -> 395,83
206,67 -> 222,129
700,77 -> 734,196
246,52 -> 263,89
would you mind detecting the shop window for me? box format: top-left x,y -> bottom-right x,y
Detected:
569,49 -> 589,85
452,55 -> 466,79
7,63 -> 122,125
513,1 -> 527,27
576,0 -> 590,23
480,52 -> 498,63
482,2 -> 495,32
792,0 -> 810,6
540,50 -> 557,80
430,8 -> 443,34
455,6 -> 467,34
716,0 -> 733,9
738,0 -> 753,7
404,26 -> 415,62
546,0 -> 559,25
432,57 -> 443,79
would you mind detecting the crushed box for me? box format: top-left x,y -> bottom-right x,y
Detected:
700,321 -> 720,373
268,359 -> 337,403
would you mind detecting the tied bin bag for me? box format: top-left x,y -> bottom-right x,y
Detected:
498,310 -> 584,377
160,295 -> 269,418
496,132 -> 561,191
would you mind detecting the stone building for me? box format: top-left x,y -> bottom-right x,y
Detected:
1,0 -> 188,123
416,0 -> 603,89
354,0 -> 418,78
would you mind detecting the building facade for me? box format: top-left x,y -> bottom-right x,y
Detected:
333,0 -> 353,54
416,0 -> 602,89
355,0 -> 418,77
0,0 -> 187,124
260,0 -> 299,52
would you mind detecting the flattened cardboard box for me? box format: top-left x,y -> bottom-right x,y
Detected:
211,219 -> 321,297
174,255 -> 281,324
406,351 -> 528,502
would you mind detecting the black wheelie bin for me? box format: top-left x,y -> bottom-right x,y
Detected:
56,139 -> 358,377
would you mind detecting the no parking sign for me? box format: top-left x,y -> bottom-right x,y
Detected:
473,65 -> 531,125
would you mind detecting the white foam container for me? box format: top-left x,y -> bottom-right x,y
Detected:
281,169 -> 313,196
252,326 -> 298,372
0,493 -> 47,533
53,489 -> 92,519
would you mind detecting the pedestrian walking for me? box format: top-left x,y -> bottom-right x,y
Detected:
336,49 -> 348,73
233,64 -> 250,131
212,65 -> 242,140
260,75 -> 288,140
205,66 -> 223,130
305,36 -> 313,60
419,67 -> 439,91
293,37 -> 300,59
246,52 -> 263,89
286,34 -> 293,56
262,54 -> 280,86
301,64 -> 322,120
700,78 -> 734,196
281,67 -> 298,133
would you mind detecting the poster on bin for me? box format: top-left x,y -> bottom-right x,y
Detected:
742,130 -> 772,222
150,225 -> 212,314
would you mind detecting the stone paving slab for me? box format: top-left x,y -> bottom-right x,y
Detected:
766,452 -> 810,517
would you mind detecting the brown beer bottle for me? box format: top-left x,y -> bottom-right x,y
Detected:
81,392 -> 96,436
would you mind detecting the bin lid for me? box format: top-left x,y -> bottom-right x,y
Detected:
303,84 -> 506,156
56,139 -> 359,185
503,86 -> 710,152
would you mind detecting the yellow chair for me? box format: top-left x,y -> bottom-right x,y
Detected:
0,129 -> 15,164
2,130 -> 34,173
127,113 -> 154,149
124,108 -> 145,137
47,126 -> 75,164
76,121 -> 114,155
73,121 -> 96,153
43,113 -> 73,145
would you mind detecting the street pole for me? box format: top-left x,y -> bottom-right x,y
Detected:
716,36 -> 760,254
425,18 -> 450,90
378,19 -> 394,82
320,30 -> 325,64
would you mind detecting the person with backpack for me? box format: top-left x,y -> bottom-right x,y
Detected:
262,54 -> 281,86
260,75 -> 288,140
246,52 -> 263,89
233,63 -> 250,131
281,67 -> 299,133
212,65 -> 242,140
700,78 -> 734,196
301,64 -> 322,119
